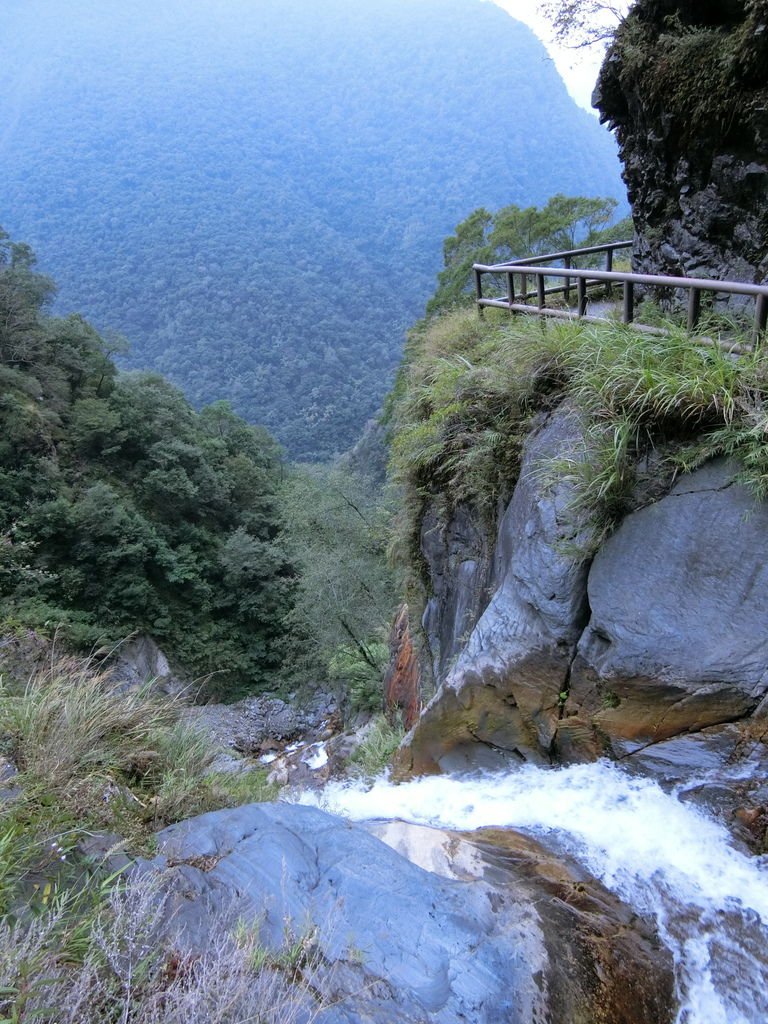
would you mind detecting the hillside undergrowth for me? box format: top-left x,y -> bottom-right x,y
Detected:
0,652 -> 277,856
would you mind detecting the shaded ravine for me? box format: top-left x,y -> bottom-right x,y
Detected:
301,761 -> 768,1024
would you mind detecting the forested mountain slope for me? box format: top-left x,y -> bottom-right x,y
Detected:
0,230 -> 292,696
0,0 -> 625,458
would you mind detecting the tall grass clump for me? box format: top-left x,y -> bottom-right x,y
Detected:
0,652 -> 281,844
0,652 -> 296,1021
347,715 -> 405,778
1,656 -> 179,789
0,874 -> 339,1024
388,310 -> 542,511
387,307 -> 768,555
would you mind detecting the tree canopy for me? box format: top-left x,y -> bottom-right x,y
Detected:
539,0 -> 630,48
426,194 -> 629,314
0,229 -> 292,698
0,0 -> 626,460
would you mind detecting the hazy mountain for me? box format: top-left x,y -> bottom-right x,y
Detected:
0,0 -> 625,459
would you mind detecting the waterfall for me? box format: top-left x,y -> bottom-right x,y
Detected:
302,761 -> 768,1024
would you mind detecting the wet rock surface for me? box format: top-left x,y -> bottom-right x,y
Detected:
373,822 -> 674,1024
623,720 -> 768,853
149,802 -> 674,1024
401,409 -> 768,797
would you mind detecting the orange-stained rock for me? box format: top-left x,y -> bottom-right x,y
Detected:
383,604 -> 421,730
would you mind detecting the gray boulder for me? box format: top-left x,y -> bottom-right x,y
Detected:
402,428 -> 768,777
112,634 -> 187,696
566,459 -> 768,755
400,404 -> 595,773
149,802 -> 673,1024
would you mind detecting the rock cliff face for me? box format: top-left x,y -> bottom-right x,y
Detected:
419,502 -> 495,683
594,0 -> 768,286
399,405 -> 596,773
399,401 -> 768,802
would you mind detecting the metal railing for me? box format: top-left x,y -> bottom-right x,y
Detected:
473,240 -> 768,348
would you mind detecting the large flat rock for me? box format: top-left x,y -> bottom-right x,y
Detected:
149,801 -> 673,1024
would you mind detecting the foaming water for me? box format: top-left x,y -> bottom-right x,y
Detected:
301,761 -> 768,1024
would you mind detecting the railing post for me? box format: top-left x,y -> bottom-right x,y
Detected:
537,273 -> 546,310
623,281 -> 634,323
520,272 -> 528,304
506,272 -> 515,312
577,277 -> 588,318
474,268 -> 484,318
687,287 -> 701,332
754,293 -> 768,349
564,256 -> 571,304
605,248 -> 613,298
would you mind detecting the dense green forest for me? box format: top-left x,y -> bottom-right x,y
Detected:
278,462 -> 400,712
0,0 -> 626,460
0,229 -> 292,696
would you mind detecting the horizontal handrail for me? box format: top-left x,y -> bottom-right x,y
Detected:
474,262 -> 768,299
491,239 -> 632,268
475,299 -> 752,355
473,250 -> 768,347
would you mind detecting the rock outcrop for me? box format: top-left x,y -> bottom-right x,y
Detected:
420,501 -> 495,683
149,802 -> 674,1024
400,404 -> 768,779
399,404 -> 596,773
566,459 -> 768,757
112,634 -> 186,695
595,0 -> 768,288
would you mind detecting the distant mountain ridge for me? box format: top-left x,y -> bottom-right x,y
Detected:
0,0 -> 626,459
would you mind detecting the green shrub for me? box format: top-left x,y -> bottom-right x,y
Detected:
327,641 -> 389,715
348,715 -> 404,777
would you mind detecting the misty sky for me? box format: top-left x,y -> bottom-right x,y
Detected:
487,0 -> 631,112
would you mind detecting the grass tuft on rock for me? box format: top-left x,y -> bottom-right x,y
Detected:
0,653 -> 280,855
347,715 -> 405,778
0,653 -> 291,1022
387,308 -> 768,553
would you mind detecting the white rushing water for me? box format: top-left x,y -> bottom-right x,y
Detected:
302,761 -> 768,1024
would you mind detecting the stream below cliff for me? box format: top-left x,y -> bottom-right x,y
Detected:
303,761 -> 768,1024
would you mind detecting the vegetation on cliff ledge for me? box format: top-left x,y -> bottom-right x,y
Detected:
601,0 -> 768,150
387,306 -> 768,558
